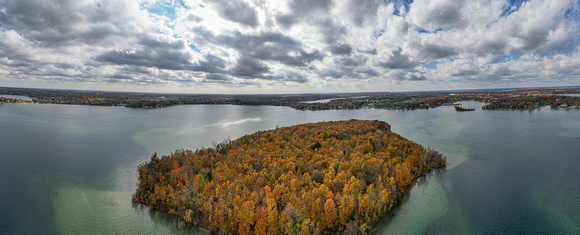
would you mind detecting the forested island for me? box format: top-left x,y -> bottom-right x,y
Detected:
1,86 -> 579,111
133,120 -> 446,234
454,106 -> 475,112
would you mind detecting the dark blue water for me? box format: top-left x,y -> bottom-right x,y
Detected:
1,102 -> 579,234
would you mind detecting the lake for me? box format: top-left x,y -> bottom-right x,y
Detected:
1,102 -> 579,234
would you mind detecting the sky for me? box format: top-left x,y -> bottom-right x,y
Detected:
0,0 -> 579,94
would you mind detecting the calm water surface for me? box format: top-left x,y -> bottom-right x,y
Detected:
1,102 -> 579,234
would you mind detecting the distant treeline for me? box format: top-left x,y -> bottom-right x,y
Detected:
1,86 -> 579,110
133,120 -> 446,234
0,96 -> 28,103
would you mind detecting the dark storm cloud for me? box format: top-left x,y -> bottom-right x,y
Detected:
229,57 -> 270,77
289,0 -> 333,17
360,68 -> 380,77
209,0 -> 259,27
451,69 -> 479,77
0,0 -> 118,45
318,66 -> 357,79
139,37 -> 188,50
474,39 -> 507,57
107,74 -> 134,81
420,43 -> 458,59
215,31 -> 323,67
319,19 -> 348,44
380,48 -> 419,69
427,7 -> 462,28
123,66 -> 152,75
330,43 -> 353,55
390,70 -> 426,81
0,58 -> 32,67
0,33 -> 34,66
195,54 -> 227,73
404,72 -> 426,81
490,67 -> 513,77
361,49 -> 378,55
276,14 -> 298,29
318,69 -> 347,79
227,57 -> 307,82
336,56 -> 366,67
276,0 -> 344,44
315,55 -> 375,80
317,64 -> 380,80
508,24 -> 553,51
275,70 -> 308,83
409,1 -> 463,31
274,0 -> 331,29
95,38 -> 193,70
206,73 -> 231,81
347,0 -> 383,26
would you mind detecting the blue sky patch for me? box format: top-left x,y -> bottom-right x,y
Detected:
542,46 -> 577,57
393,0 -> 413,16
417,28 -> 445,34
501,0 -> 529,17
497,55 -> 513,63
144,0 -> 188,20
497,51 -> 526,63
189,43 -> 201,54
422,61 -> 442,70
375,29 -> 385,39
0,24 -> 13,32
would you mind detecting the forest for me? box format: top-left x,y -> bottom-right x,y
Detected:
2,86 -> 579,110
133,120 -> 446,234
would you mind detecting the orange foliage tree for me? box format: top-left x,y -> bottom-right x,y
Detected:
133,120 -> 446,234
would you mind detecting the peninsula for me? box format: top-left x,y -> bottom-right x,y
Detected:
133,120 -> 445,234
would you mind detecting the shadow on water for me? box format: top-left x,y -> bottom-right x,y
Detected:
374,168 -> 450,234
135,204 -> 209,234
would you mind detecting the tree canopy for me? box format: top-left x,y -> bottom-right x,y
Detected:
133,120 -> 446,234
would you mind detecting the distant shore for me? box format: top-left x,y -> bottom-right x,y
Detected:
2,86 -> 579,111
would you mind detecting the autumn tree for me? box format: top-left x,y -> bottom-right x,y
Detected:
133,120 -> 446,234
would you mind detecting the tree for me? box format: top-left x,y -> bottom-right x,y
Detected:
254,206 -> 268,235
238,201 -> 255,235
324,198 -> 337,228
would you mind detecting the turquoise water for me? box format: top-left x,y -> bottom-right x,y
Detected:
0,102 -> 579,234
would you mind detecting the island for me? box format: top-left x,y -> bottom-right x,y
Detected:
133,120 -> 446,234
454,106 -> 475,112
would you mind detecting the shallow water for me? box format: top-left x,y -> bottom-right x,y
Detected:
0,102 -> 579,234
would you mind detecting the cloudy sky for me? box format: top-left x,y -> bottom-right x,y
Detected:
0,0 -> 579,93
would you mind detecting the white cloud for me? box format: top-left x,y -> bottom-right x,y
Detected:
408,0 -> 464,31
0,0 -> 579,93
